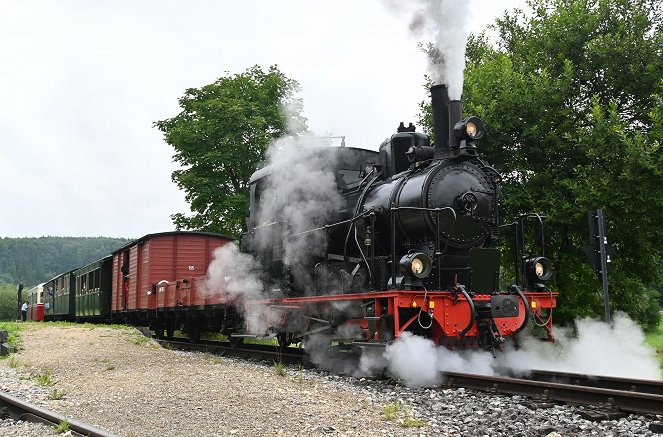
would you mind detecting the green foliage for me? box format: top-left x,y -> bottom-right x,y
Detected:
34,371 -> 53,387
383,401 -> 424,427
155,65 -> 307,237
0,321 -> 22,348
421,0 -> 663,329
383,401 -> 401,421
0,284 -> 19,321
48,388 -> 67,400
0,236 -> 131,288
53,418 -> 70,433
273,361 -> 286,377
645,318 -> 663,375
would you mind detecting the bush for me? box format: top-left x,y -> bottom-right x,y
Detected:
0,284 -> 19,321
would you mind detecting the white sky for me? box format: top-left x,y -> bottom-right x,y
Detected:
0,0 -> 526,238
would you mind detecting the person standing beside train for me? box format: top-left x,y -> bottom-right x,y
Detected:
21,301 -> 28,321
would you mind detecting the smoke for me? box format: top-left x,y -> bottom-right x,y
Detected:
256,131 -> 344,291
205,244 -> 263,300
386,0 -> 470,99
205,243 -> 273,334
496,312 -> 661,379
305,312 -> 660,387
374,312 -> 661,387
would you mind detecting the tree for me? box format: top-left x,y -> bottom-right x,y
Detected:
155,65 -> 306,237
421,0 -> 663,329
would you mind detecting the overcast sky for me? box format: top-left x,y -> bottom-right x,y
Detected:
0,0 -> 526,238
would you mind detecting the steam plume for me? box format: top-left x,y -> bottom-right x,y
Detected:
387,0 -> 470,99
377,313 -> 661,387
257,132 -> 344,291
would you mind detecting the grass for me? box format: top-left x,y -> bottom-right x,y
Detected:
129,334 -> 150,346
383,401 -> 401,421
48,388 -> 67,400
645,319 -> 663,375
44,321 -> 132,331
8,356 -> 20,368
273,361 -> 286,377
34,371 -> 53,387
0,321 -> 23,352
53,418 -> 70,433
383,401 -> 425,428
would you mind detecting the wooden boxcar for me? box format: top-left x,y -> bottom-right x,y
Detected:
43,270 -> 76,321
74,256 -> 113,320
110,231 -> 232,327
27,283 -> 45,321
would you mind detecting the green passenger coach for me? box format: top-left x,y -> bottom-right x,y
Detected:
43,270 -> 76,321
74,256 -> 112,320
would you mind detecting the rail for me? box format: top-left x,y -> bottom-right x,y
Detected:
0,390 -> 119,437
443,370 -> 663,415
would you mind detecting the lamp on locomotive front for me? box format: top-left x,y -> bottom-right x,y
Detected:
398,252 -> 432,290
453,116 -> 485,156
525,256 -> 553,290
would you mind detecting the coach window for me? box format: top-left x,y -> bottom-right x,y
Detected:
92,270 -> 98,292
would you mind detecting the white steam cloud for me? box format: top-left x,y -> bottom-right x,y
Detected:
204,104 -> 347,336
257,132 -> 344,291
205,243 -> 270,334
205,244 -> 263,300
366,312 -> 661,387
387,0 -> 470,99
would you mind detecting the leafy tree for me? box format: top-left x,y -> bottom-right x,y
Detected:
0,284 -> 19,321
155,65 -> 306,237
421,0 -> 663,329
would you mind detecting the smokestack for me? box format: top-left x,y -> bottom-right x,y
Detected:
430,84 -> 450,158
448,100 -> 463,149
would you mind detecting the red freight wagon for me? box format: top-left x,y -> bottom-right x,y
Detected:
111,231 -> 232,313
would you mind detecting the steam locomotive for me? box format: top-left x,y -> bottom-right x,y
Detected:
242,84 -> 557,352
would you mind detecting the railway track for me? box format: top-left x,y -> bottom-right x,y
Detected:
443,370 -> 663,416
154,337 -> 663,416
0,390 -> 119,437
154,338 -> 307,365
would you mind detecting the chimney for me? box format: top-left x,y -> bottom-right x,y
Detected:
431,84 -> 450,158
448,99 -> 463,149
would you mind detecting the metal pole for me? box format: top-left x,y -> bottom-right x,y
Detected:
369,212 -> 375,291
16,284 -> 23,321
390,203 -> 396,289
436,209 -> 441,290
596,209 -> 611,322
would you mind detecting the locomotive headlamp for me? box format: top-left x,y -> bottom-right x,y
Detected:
525,256 -> 553,282
454,116 -> 485,141
400,253 -> 432,279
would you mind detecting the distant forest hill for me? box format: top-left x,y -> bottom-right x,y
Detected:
0,237 -> 132,287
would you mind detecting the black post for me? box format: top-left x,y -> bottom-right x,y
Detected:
16,284 -> 24,321
584,209 -> 614,322
369,212 -> 375,291
390,203 -> 396,289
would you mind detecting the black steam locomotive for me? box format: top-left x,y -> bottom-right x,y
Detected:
243,84 -> 555,350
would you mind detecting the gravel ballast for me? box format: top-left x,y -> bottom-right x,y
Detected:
0,323 -> 660,436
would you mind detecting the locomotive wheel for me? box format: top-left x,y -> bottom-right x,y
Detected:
277,332 -> 292,349
186,322 -> 201,343
152,321 -> 165,339
166,321 -> 175,339
229,336 -> 244,348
